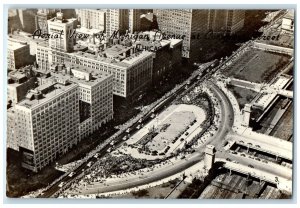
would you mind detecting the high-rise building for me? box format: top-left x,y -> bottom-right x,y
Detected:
76,9 -> 106,31
35,9 -> 57,34
106,9 -> 129,38
10,63 -> 113,172
35,62 -> 114,138
47,12 -> 77,52
154,9 -> 193,58
129,9 -> 153,33
208,10 -> 245,35
154,9 -> 245,58
15,81 -> 80,172
16,9 -> 38,33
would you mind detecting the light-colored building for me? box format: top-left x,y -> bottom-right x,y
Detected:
36,42 -> 154,98
106,9 -> 129,38
15,81 -> 80,172
7,40 -> 31,71
35,9 -> 57,34
7,107 -> 18,151
11,63 -> 113,172
76,9 -> 106,31
35,62 -> 114,138
47,12 -> 77,52
281,10 -> 294,33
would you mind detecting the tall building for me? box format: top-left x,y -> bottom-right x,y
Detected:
10,63 -> 113,172
7,107 -> 18,151
106,9 -> 129,38
7,39 -> 31,71
15,81 -> 80,172
154,9 -> 194,58
16,9 -> 38,33
139,31 -> 183,84
129,9 -> 153,33
47,12 -> 77,52
208,10 -> 245,35
35,62 -> 114,138
154,9 -> 245,58
76,9 -> 106,31
35,9 -> 57,34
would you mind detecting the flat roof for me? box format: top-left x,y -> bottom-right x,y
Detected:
37,62 -> 112,87
104,44 -> 129,57
7,40 -> 28,50
121,50 -> 153,65
76,27 -> 103,35
17,82 -> 77,109
74,48 -> 153,68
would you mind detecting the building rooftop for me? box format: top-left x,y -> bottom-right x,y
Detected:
104,44 -> 130,58
48,12 -> 77,25
37,62 -> 112,87
76,27 -> 104,35
17,81 -> 77,109
7,40 -> 28,50
141,13 -> 154,22
73,46 -> 154,68
121,50 -> 153,65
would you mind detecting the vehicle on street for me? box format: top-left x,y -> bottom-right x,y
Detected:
68,172 -> 75,177
58,182 -> 64,188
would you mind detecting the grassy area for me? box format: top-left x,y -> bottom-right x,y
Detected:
224,48 -> 291,83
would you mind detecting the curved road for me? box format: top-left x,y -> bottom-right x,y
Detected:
66,80 -> 235,195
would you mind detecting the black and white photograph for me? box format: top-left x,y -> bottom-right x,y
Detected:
4,5 -> 295,202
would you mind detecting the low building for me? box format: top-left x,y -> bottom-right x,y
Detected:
281,10 -> 294,33
7,66 -> 37,105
